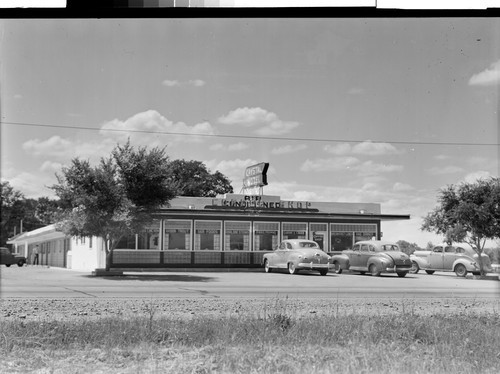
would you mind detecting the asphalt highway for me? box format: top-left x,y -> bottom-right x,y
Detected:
1,265 -> 499,300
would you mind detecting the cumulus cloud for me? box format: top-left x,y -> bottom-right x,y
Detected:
162,79 -> 206,87
271,144 -> 307,155
100,110 -> 215,144
218,107 -> 299,136
392,182 -> 414,192
209,142 -> 249,152
207,158 -> 260,186
40,161 -> 64,173
462,170 -> 493,183
469,60 -> 500,86
353,160 -> 403,176
427,165 -> 464,175
300,157 -> 360,172
324,141 -> 402,156
348,87 -> 366,95
23,135 -> 113,162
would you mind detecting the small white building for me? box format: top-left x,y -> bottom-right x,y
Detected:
7,224 -> 106,271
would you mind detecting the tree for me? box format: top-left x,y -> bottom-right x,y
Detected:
421,177 -> 500,276
51,141 -> 177,269
396,240 -> 420,255
1,182 -> 56,246
167,159 -> 233,197
1,182 -> 25,246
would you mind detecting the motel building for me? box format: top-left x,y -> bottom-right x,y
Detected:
7,164 -> 410,272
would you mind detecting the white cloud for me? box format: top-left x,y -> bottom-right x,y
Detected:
300,157 -> 360,172
218,107 -> 299,136
162,79 -> 206,87
462,170 -> 493,183
392,182 -> 414,192
271,144 -> 307,155
427,165 -> 464,175
100,110 -> 215,145
469,60 -> 500,86
324,141 -> 402,156
5,171 -> 56,199
434,154 -> 451,161
23,135 -> 115,162
353,160 -> 404,176
40,161 -> 63,173
207,158 -> 260,187
209,142 -> 249,152
348,87 -> 366,95
228,142 -> 249,151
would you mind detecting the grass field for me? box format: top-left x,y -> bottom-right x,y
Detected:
1,298 -> 500,374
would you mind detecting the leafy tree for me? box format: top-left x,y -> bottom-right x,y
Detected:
421,177 -> 500,275
1,182 -> 57,246
167,159 -> 233,197
396,240 -> 420,255
51,141 -> 177,269
1,181 -> 25,246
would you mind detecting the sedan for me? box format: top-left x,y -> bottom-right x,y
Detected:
263,239 -> 331,275
0,247 -> 27,267
330,240 -> 412,277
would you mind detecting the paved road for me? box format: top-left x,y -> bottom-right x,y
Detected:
1,266 -> 498,299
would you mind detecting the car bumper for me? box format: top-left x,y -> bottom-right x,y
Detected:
385,266 -> 412,273
297,262 -> 330,270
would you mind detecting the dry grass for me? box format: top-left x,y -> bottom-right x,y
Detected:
1,298 -> 500,374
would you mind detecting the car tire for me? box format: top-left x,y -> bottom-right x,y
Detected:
333,262 -> 343,274
425,270 -> 435,275
369,264 -> 381,276
17,260 -> 25,267
409,261 -> 419,274
454,264 -> 467,277
264,260 -> 272,273
319,269 -> 328,276
397,271 -> 407,278
288,262 -> 298,275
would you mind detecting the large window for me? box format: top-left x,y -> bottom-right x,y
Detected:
254,222 -> 279,251
282,222 -> 307,240
225,221 -> 251,251
330,224 -> 378,251
194,220 -> 222,251
310,223 -> 328,250
164,220 -> 192,250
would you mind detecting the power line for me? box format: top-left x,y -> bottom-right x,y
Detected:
1,120 -> 499,147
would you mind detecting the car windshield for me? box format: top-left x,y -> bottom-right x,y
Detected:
299,242 -> 319,248
381,244 -> 399,251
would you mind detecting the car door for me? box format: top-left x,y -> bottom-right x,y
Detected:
443,246 -> 457,270
358,244 -> 373,270
348,244 -> 362,268
275,241 -> 288,268
429,246 -> 444,269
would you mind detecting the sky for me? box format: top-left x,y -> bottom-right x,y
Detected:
1,17 -> 499,247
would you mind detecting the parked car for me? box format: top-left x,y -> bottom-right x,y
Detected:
410,243 -> 493,277
0,247 -> 27,267
263,239 -> 331,275
330,240 -> 412,277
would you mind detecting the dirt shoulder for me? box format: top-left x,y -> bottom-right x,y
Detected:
2,297 -> 499,322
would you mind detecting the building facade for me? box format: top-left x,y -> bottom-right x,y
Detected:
8,194 -> 410,272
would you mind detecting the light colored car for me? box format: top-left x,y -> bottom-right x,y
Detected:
330,240 -> 412,277
263,239 -> 331,275
0,247 -> 27,267
410,243 -> 493,277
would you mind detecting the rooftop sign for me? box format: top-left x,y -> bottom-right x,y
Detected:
243,162 -> 269,189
